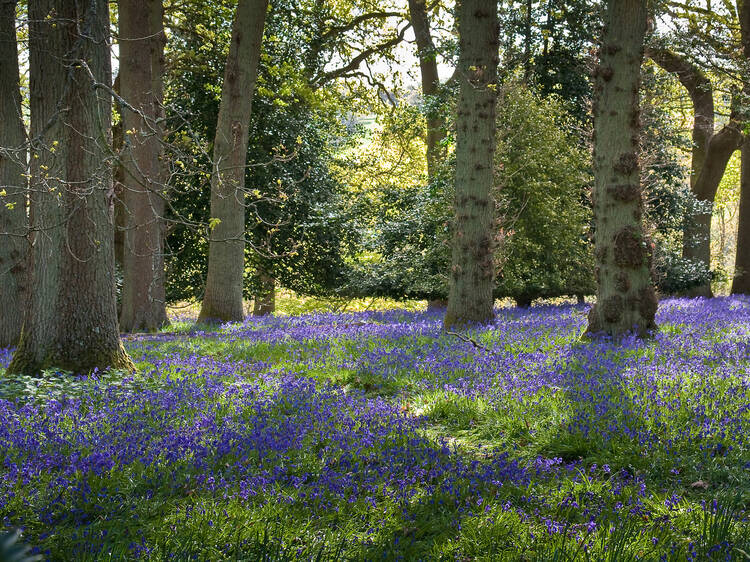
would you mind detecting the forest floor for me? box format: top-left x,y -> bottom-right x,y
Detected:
1,298 -> 750,560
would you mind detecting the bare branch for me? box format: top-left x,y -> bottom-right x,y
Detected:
312,23 -> 412,88
319,11 -> 403,43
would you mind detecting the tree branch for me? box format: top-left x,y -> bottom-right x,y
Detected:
694,119 -> 744,201
312,23 -> 412,88
646,46 -> 714,141
319,11 -> 403,43
443,330 -> 489,351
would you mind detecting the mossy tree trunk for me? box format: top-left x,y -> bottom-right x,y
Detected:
731,0 -> 750,295
647,48 -> 743,296
443,0 -> 499,329
585,0 -> 657,338
198,0 -> 268,324
0,0 -> 27,347
7,0 -> 133,375
118,0 -> 169,332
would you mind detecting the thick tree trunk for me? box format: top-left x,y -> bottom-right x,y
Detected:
252,272 -> 275,316
733,139 -> 750,294
118,0 -> 168,332
408,0 -> 445,179
7,0 -> 133,375
8,0 -> 67,373
443,0 -> 499,329
647,48 -> 743,296
0,0 -> 27,348
198,0 -> 268,324
732,0 -> 750,294
585,0 -> 657,338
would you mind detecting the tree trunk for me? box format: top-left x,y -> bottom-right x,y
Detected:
733,139 -> 750,294
523,0 -> 533,83
409,0 -> 448,311
646,48 -> 713,189
686,124 -> 742,295
118,0 -> 169,332
732,0 -> 750,294
198,0 -> 268,324
113,87 -> 126,271
7,0 -> 133,375
252,272 -> 275,316
426,298 -> 447,311
585,0 -> 657,338
112,73 -> 125,273
0,0 -> 27,347
515,295 -> 533,308
647,48 -> 743,296
408,0 -> 445,179
443,0 -> 499,329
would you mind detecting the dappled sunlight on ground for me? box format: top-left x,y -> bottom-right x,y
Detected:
1,297 -> 749,559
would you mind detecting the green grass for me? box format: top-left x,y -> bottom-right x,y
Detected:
3,301 -> 750,560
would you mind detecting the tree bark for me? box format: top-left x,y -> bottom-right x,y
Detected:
732,0 -> 750,294
733,139 -> 750,293
443,0 -> 499,329
523,0 -> 533,83
198,0 -> 268,324
118,0 -> 169,332
586,0 -> 657,338
112,74 -> 126,271
7,0 -> 133,375
646,48 -> 713,188
408,0 -> 448,310
0,0 -> 27,347
688,123 -> 743,292
408,0 -> 445,179
647,47 -> 743,296
252,271 -> 275,316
